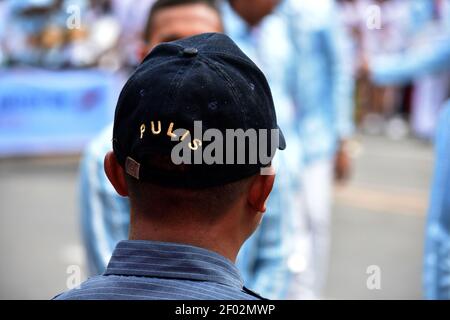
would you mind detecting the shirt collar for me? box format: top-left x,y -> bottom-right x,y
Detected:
104,240 -> 244,289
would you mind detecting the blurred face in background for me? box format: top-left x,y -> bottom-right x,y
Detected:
144,3 -> 223,55
230,0 -> 280,26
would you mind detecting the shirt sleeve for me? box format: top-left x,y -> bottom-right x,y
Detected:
371,36 -> 450,85
325,2 -> 356,140
79,126 -> 130,275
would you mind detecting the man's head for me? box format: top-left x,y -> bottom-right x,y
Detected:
105,153 -> 275,260
105,33 -> 284,261
142,0 -> 223,54
229,0 -> 280,26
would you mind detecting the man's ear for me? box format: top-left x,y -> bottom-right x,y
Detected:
247,168 -> 275,213
104,151 -> 129,197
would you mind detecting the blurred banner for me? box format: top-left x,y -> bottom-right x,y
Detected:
0,69 -> 123,156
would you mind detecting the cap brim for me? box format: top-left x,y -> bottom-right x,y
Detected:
278,126 -> 286,150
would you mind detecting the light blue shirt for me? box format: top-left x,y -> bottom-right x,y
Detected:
424,102 -> 450,300
279,0 -> 355,164
55,240 -> 263,300
372,34 -> 450,85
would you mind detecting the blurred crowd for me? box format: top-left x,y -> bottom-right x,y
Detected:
1,0 -> 449,300
338,0 -> 450,140
0,0 -> 154,70
0,0 -> 449,139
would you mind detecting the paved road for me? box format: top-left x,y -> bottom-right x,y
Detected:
0,135 -> 434,299
327,135 -> 433,299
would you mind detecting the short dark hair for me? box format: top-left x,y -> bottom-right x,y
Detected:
143,0 -> 222,42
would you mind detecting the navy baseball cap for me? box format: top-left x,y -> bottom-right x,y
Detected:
112,32 -> 286,188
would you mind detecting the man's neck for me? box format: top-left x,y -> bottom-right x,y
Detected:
230,3 -> 264,27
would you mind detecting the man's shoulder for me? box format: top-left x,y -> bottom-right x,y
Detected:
52,276 -> 104,300
53,275 -> 261,300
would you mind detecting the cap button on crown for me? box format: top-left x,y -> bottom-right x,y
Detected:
182,47 -> 199,57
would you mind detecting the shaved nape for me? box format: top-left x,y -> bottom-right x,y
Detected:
125,174 -> 254,223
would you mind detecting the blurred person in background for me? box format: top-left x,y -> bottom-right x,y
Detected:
280,0 -> 355,299
80,0 -> 293,299
108,0 -> 155,68
362,0 -> 450,300
349,0 -> 449,140
338,0 -> 427,138
366,0 -> 450,139
221,0 -> 355,299
367,3 -> 450,84
224,0 -> 355,299
426,103 -> 450,300
221,0 -> 303,299
408,0 -> 450,140
361,0 -> 411,137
